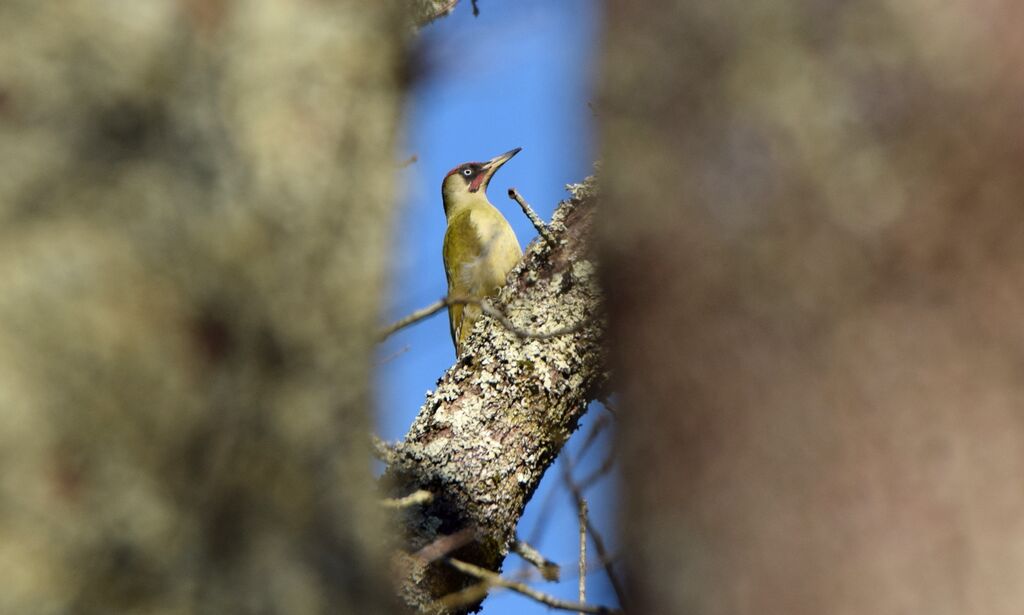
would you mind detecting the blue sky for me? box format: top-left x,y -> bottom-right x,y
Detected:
376,1 -> 618,612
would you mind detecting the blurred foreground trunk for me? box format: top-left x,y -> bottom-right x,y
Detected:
0,1 -> 403,612
600,1 -> 1024,613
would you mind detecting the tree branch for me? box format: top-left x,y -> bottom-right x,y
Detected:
509,187 -> 558,247
382,489 -> 434,509
512,539 -> 561,581
379,298 -> 449,340
578,498 -> 589,614
442,558 -> 620,615
379,293 -> 589,342
384,177 -> 606,613
563,455 -> 627,608
413,0 -> 461,26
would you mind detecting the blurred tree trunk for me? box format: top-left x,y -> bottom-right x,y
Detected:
600,1 -> 1024,613
0,1 -> 404,612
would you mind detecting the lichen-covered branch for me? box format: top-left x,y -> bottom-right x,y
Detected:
412,0 -> 460,26
384,178 -> 606,613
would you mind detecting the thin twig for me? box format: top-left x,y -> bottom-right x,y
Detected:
578,498 -> 588,614
398,154 -> 419,168
378,295 -> 585,342
444,558 -> 621,615
526,408 -> 605,547
434,580 -> 493,611
371,435 -> 396,464
378,344 -> 411,365
508,187 -> 558,247
434,565 -> 535,611
378,298 -> 447,340
563,457 -> 628,608
471,0 -> 480,16
581,516 -> 622,606
381,489 -> 433,509
513,538 -> 560,581
413,527 -> 477,564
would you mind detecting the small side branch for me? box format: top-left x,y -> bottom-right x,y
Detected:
378,298 -> 447,341
415,0 -> 460,26
377,345 -> 411,365
380,489 -> 433,509
371,435 -> 397,464
378,295 -> 586,342
563,458 -> 628,608
512,538 -> 561,581
509,188 -> 558,247
413,527 -> 477,564
578,498 -> 589,614
577,497 -> 593,609
443,558 -> 621,615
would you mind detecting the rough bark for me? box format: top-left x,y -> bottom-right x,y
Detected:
600,0 -> 1024,614
0,1 -> 405,612
384,179 -> 607,613
411,0 -> 460,27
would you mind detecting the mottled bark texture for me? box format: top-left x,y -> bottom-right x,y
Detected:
600,0 -> 1024,614
0,1 -> 404,613
385,180 -> 606,613
412,0 -> 459,27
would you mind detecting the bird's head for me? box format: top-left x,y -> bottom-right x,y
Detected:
441,147 -> 521,216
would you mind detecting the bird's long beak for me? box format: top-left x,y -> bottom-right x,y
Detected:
478,147 -> 522,190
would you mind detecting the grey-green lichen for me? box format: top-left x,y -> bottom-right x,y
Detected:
411,0 -> 459,26
384,176 -> 606,613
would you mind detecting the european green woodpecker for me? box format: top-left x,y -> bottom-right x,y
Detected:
441,147 -> 523,357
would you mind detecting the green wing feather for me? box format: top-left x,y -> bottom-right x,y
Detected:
442,206 -> 522,355
443,210 -> 483,352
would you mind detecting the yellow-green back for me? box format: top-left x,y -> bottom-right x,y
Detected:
443,202 -> 522,355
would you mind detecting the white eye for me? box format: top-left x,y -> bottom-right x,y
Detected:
462,168 -> 473,176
